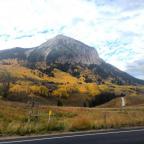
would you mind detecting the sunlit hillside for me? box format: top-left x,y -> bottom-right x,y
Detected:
0,59 -> 144,107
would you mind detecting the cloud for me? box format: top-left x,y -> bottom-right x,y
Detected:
15,35 -> 33,40
93,0 -> 144,11
0,0 -> 144,79
126,59 -> 144,80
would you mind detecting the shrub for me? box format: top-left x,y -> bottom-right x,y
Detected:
0,84 -> 3,97
47,121 -> 65,131
52,87 -> 69,98
57,99 -> 63,106
0,71 -> 13,98
30,85 -> 49,97
88,92 -> 116,107
6,122 -> 21,135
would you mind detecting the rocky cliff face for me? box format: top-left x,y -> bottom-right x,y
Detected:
27,35 -> 103,65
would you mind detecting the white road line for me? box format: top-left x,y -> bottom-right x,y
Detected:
1,129 -> 144,144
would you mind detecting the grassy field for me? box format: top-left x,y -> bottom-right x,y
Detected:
0,100 -> 144,136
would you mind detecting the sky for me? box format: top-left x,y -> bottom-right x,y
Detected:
0,0 -> 144,80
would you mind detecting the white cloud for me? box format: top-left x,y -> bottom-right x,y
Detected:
0,0 -> 144,79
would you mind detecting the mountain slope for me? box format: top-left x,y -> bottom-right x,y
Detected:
0,34 -> 144,85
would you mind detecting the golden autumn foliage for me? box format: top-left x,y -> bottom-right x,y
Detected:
86,83 -> 101,96
0,64 -> 41,81
46,69 -> 78,84
10,84 -> 30,95
71,83 -> 101,96
10,84 -> 49,97
0,62 -> 80,84
30,85 -> 49,97
52,83 -> 102,98
52,87 -> 69,98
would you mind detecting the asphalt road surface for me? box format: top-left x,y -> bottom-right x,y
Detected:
0,128 -> 144,144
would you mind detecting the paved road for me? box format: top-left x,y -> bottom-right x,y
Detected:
0,128 -> 144,144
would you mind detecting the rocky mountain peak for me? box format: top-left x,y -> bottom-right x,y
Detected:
54,34 -> 69,39
28,35 -> 103,65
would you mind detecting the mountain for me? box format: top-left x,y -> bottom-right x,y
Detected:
0,34 -> 144,85
0,35 -> 102,64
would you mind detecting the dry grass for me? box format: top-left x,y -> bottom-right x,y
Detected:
0,100 -> 144,136
70,115 -> 94,131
